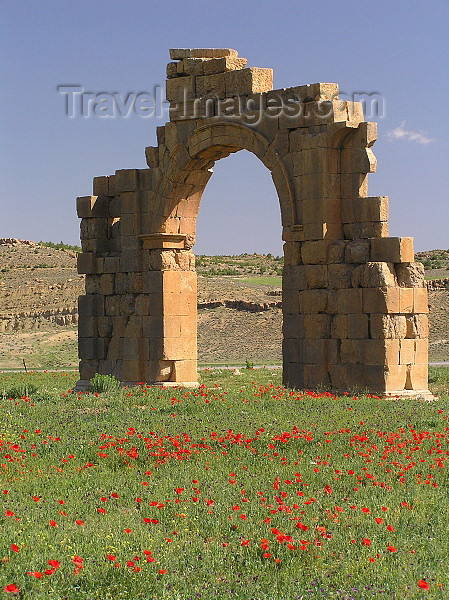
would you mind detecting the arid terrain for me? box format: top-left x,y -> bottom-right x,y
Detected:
0,239 -> 448,369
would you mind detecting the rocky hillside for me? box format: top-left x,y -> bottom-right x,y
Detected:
0,239 -> 447,368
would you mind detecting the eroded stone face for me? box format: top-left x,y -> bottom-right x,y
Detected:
75,48 -> 430,396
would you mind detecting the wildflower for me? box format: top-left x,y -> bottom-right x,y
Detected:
362,538 -> 371,546
4,584 -> 19,594
11,544 -> 19,553
418,580 -> 430,590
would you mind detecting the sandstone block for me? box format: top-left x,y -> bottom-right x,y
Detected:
395,262 -> 425,287
399,288 -> 414,314
331,314 -> 348,339
120,213 -> 139,236
97,316 -> 113,338
124,316 -> 143,338
282,362 -> 305,390
282,338 -> 304,364
301,240 -> 329,264
77,253 -> 96,275
327,240 -> 347,263
304,314 -> 331,339
303,364 -> 330,389
363,287 -> 400,313
413,288 -> 429,313
283,241 -> 302,266
405,314 -> 429,339
306,265 -> 328,289
399,339 -> 415,365
370,237 -> 414,263
115,169 -> 139,193
347,314 -> 369,339
172,359 -> 198,382
414,339 -> 428,365
170,48 -> 238,60
299,289 -> 329,314
369,314 -> 407,339
384,365 -> 408,391
79,359 -> 100,381
135,295 -> 151,316
340,339 -> 361,364
345,240 -> 370,264
177,57 -> 207,76
328,263 -> 353,289
78,337 -> 106,360
362,339 -> 400,366
119,337 -> 140,360
281,290 -> 298,315
203,56 -> 248,75
338,289 -> 363,313
104,295 -> 120,317
166,75 -> 195,103
225,68 -> 273,96
283,314 -> 306,339
304,339 -> 339,365
166,62 -> 178,78
100,274 -> 114,296
195,73 -> 226,98
162,335 -> 197,360
405,364 -> 428,391
78,294 -> 104,317
120,360 -> 142,383
283,265 -> 307,290
352,262 -> 397,288
77,196 -> 110,218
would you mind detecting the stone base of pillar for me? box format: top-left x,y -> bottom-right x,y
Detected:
379,389 -> 437,401
122,381 -> 199,388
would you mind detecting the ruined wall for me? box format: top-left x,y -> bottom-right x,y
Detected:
76,48 -> 430,396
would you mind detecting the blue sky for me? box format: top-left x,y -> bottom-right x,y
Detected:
2,0 -> 448,255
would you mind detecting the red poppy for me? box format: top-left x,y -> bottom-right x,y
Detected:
75,519 -> 84,526
27,572 -> 43,578
5,510 -> 14,517
107,554 -> 116,561
49,520 -> 57,527
159,569 -> 167,574
418,580 -> 429,590
4,584 -> 19,594
11,544 -> 19,553
48,559 -> 60,568
97,507 -> 106,514
362,538 -> 371,546
387,524 -> 394,532
387,545 -> 397,552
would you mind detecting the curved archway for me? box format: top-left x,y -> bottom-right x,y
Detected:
76,48 -> 431,397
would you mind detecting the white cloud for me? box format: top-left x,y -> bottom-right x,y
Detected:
387,121 -> 435,144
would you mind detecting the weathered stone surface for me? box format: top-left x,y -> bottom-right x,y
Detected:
75,48 -> 429,397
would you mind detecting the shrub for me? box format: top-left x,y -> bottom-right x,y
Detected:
1,382 -> 39,399
89,373 -> 121,394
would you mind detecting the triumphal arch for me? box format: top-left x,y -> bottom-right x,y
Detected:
76,48 -> 430,396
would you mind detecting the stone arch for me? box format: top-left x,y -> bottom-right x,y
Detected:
153,120 -> 296,243
75,48 -> 431,398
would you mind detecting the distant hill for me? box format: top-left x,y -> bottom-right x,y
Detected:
0,239 -> 447,368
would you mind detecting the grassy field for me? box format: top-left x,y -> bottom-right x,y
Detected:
0,369 -> 448,599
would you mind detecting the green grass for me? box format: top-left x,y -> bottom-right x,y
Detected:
0,369 -> 448,599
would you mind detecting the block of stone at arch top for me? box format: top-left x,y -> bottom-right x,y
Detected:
169,48 -> 238,60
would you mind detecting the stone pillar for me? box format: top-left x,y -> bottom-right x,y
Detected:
140,234 -> 198,386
